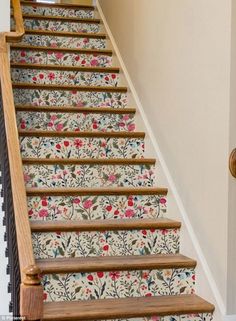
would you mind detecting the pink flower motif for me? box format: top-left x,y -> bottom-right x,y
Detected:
125,209 -> 135,218
50,115 -> 57,121
83,38 -> 89,44
128,123 -> 135,132
108,174 -> 117,182
28,209 -> 33,217
74,139 -> 83,148
73,198 -> 81,204
90,59 -> 98,66
122,115 -> 130,121
55,52 -> 64,60
56,124 -> 64,131
48,122 -> 53,127
160,198 -> 166,204
48,72 -> 55,80
39,209 -> 49,218
24,173 -> 31,183
118,122 -> 125,127
83,200 -> 93,209
109,271 -> 120,281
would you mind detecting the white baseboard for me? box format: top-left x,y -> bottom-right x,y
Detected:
96,0 -> 226,318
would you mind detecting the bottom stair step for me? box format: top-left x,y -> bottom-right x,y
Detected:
42,294 -> 214,320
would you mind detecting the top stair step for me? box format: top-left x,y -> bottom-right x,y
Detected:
42,295 -> 214,321
20,1 -> 95,10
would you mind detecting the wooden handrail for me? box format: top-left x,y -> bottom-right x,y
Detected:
0,0 -> 43,319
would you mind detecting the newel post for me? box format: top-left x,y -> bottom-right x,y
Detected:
20,265 -> 44,321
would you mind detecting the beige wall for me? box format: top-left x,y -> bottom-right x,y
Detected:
99,0 -> 233,312
0,0 -> 10,31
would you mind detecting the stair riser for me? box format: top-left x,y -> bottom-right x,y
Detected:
12,69 -> 120,87
13,89 -> 127,108
11,50 -> 112,67
97,315 -> 213,321
28,195 -> 166,221
20,34 -> 106,49
17,112 -> 134,132
32,229 -> 180,259
21,5 -> 94,19
20,137 -> 144,159
23,19 -> 101,34
23,164 -> 155,188
42,268 -> 195,302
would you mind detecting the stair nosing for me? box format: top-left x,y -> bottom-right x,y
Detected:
20,0 -> 95,9
10,44 -> 113,55
13,83 -> 127,93
15,105 -> 136,114
22,158 -> 156,165
42,295 -> 215,320
11,63 -> 120,73
36,254 -> 196,274
26,187 -> 168,196
24,29 -> 107,39
18,130 -> 145,138
30,218 -> 181,233
21,14 -> 100,24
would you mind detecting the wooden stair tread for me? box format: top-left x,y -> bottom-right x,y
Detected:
42,295 -> 214,320
10,44 -> 113,56
18,130 -> 145,138
13,83 -> 127,93
15,105 -> 136,114
24,29 -> 107,39
26,187 -> 168,196
22,158 -> 156,165
37,254 -> 196,274
30,218 -> 180,232
11,63 -> 120,73
22,14 -> 100,24
20,1 -> 95,9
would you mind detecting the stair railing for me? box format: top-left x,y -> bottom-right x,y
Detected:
0,0 -> 43,319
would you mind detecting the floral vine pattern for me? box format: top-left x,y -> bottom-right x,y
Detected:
20,137 -> 144,159
27,195 -> 167,221
23,19 -> 100,34
12,69 -> 119,87
23,164 -> 156,188
98,315 -> 213,321
13,89 -> 127,108
20,34 -> 107,50
32,229 -> 180,259
11,50 -> 112,67
17,112 -> 135,132
42,268 -> 195,302
21,5 -> 94,18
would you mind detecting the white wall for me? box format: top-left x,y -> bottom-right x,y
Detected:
0,0 -> 10,32
99,0 -> 233,314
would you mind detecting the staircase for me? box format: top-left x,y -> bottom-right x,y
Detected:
9,1 -> 215,320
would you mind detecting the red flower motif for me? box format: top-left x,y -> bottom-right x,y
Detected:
28,209 -> 33,217
97,272 -> 104,278
32,76 -> 37,82
111,74 -> 116,79
20,51 -> 26,57
106,205 -> 112,212
38,209 -> 48,218
103,245 -> 109,251
20,122 -> 26,129
125,209 -> 135,218
150,228 -> 155,233
104,76 -> 109,81
192,275 -> 196,281
42,200 -> 48,207
83,200 -> 93,209
145,293 -> 152,297
64,141 -> 70,147
93,123 -> 98,129
114,210 -> 119,215
43,293 -> 47,301
48,72 -> 55,80
142,230 -> 147,236
81,59 -> 86,65
109,271 -> 120,281
160,198 -> 166,204
87,275 -> 94,281
39,73 -> 44,79
75,55 -> 80,61
128,200 -> 134,206
56,144 -> 61,150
